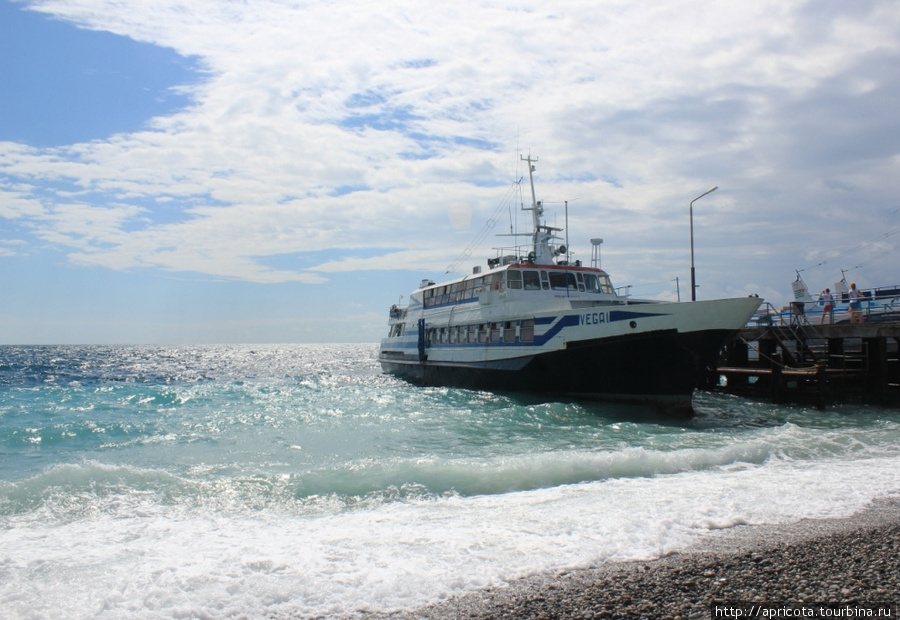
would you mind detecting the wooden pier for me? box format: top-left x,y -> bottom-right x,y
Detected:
709,321 -> 900,408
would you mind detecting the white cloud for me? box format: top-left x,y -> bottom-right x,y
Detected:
2,0 -> 900,314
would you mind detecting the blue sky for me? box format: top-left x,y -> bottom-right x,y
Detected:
1,0 -> 899,344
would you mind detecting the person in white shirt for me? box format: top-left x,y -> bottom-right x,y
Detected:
819,288 -> 834,324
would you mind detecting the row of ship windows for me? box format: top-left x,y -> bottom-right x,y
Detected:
422,269 -> 614,308
426,319 -> 536,345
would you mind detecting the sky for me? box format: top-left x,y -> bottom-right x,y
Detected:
1,0 -> 899,344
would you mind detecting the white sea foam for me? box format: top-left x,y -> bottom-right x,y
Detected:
2,452 -> 899,618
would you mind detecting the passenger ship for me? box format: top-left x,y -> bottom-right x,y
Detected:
378,156 -> 761,415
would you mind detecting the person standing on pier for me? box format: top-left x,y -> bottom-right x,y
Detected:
819,288 -> 834,324
848,282 -> 864,323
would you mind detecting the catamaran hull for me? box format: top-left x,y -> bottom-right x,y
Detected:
379,327 -> 738,415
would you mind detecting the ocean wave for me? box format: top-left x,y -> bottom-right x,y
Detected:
288,441 -> 774,501
5,417 -> 900,524
0,439 -> 770,524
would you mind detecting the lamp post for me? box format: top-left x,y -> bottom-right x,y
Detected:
689,185 -> 718,301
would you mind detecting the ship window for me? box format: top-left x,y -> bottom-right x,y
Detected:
583,273 -> 616,294
523,270 -> 541,290
503,321 -> 516,342
448,326 -> 456,343
506,270 -> 522,290
467,324 -> 477,343
490,322 -> 501,343
467,277 -> 483,301
520,319 -> 534,343
478,324 -> 488,343
549,272 -> 577,290
598,274 -> 614,294
540,271 -> 550,290
462,279 -> 474,300
575,272 -> 585,292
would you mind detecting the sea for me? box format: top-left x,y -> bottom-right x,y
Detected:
2,344 -> 899,619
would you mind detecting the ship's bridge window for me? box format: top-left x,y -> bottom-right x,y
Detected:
598,274 -> 614,294
574,272 -> 586,292
523,270 -> 541,290
506,270 -> 522,290
583,273 -> 615,294
549,272 -> 578,290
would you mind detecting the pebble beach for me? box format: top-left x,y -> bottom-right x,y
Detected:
371,498 -> 900,620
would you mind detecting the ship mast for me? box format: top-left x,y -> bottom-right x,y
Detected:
520,154 -> 560,265
522,154 -> 542,231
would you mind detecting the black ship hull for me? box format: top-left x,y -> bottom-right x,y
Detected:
379,327 -> 737,416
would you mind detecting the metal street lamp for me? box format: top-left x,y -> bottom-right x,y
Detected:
689,185 -> 718,301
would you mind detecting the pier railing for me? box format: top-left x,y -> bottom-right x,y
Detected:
750,286 -> 900,328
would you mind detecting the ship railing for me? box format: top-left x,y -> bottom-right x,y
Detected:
488,245 -> 530,265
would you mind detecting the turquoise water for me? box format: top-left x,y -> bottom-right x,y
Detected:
2,344 -> 899,618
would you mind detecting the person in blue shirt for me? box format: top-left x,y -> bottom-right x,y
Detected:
848,282 -> 864,324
